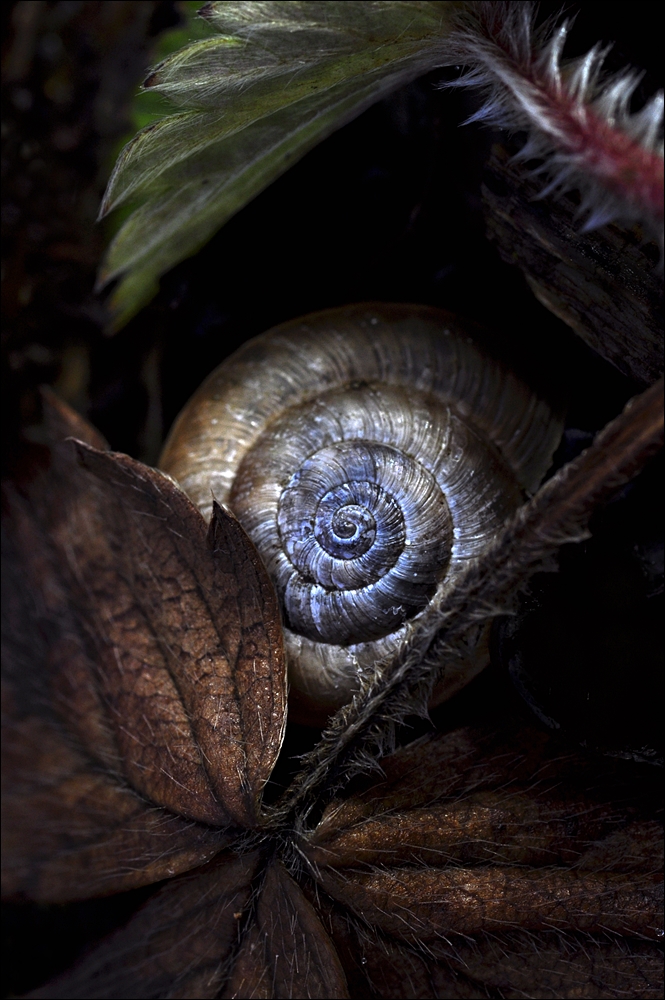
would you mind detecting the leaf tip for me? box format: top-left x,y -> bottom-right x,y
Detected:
210,496 -> 235,519
68,437 -> 96,467
39,387 -> 108,452
198,3 -> 215,23
207,497 -> 239,548
96,193 -> 111,221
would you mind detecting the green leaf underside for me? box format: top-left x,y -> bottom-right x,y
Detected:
103,72 -> 419,293
132,2 -> 213,132
99,1 -> 461,328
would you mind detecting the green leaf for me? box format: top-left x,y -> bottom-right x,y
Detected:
132,1 -> 214,132
99,1 -> 463,329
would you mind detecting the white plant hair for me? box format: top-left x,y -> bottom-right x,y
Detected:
444,1 -> 664,245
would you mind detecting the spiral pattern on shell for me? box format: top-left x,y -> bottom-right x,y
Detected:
160,304 -> 563,719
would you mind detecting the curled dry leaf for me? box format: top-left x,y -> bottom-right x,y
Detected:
2,390 -> 286,901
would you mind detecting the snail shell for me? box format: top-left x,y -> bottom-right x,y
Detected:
160,304 -> 563,721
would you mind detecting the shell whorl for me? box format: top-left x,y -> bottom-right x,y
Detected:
160,304 -> 563,718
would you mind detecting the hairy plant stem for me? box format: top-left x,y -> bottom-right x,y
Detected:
269,378 -> 664,836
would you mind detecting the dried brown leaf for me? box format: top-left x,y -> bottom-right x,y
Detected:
2,392 -> 286,902
306,724 -> 662,872
1,707 -> 232,903
315,888 -> 664,1000
431,931 -> 665,1000
68,442 -> 286,828
221,921 -> 273,999
3,400 -> 222,903
31,853 -> 349,1000
304,890 -> 442,999
303,725 -> 662,995
224,862 -> 352,999
27,852 -> 259,999
307,792 -> 643,871
319,865 -> 662,941
207,497 -> 288,810
3,384 -> 662,998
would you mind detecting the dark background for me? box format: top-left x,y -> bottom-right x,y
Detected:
2,2 -> 663,996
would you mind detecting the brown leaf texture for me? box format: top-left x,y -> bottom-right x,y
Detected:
70,442 -> 287,828
306,724 -> 662,871
28,853 -> 349,1000
1,705 -> 231,903
319,865 -> 662,940
223,860 -> 349,999
27,852 -> 259,999
2,392 -> 286,900
312,892 -> 664,999
303,724 -> 663,996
